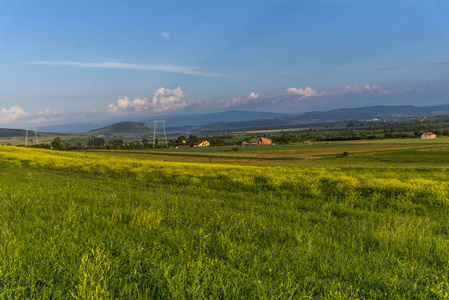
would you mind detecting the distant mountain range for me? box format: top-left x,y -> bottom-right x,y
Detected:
165,105 -> 449,132
4,104 -> 449,138
144,110 -> 284,128
38,110 -> 283,133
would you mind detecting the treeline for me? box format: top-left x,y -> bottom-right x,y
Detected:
36,134 -> 238,151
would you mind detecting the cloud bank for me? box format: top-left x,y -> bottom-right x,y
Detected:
77,82 -> 449,121
3,82 -> 448,127
0,106 -> 63,126
105,87 -> 187,117
214,83 -> 438,112
220,92 -> 260,108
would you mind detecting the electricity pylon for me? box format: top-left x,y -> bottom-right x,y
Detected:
151,120 -> 168,148
24,127 -> 39,146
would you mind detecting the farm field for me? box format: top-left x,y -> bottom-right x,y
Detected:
87,137 -> 449,168
1,142 -> 449,298
0,133 -> 68,146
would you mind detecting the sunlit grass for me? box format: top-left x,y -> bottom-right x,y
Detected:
0,145 -> 448,298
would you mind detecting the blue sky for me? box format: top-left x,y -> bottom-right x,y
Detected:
0,0 -> 448,126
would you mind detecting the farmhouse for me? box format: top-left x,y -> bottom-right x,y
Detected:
247,137 -> 272,145
421,132 -> 436,139
193,140 -> 210,147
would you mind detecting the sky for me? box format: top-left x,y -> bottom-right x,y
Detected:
0,0 -> 448,127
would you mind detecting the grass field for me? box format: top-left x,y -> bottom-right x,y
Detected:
1,140 -> 449,298
87,137 -> 449,168
0,133 -> 72,146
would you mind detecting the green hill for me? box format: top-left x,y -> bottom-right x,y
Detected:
0,128 -> 30,137
84,122 -> 153,138
167,104 -> 449,132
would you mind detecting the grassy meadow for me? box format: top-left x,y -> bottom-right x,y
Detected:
88,137 -> 449,167
1,141 -> 449,298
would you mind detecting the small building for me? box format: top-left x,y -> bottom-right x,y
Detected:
248,137 -> 272,145
421,132 -> 436,139
258,137 -> 272,145
193,140 -> 210,147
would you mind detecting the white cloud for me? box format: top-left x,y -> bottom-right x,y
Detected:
285,87 -> 320,98
29,109 -> 64,124
152,87 -> 187,112
0,106 -> 27,124
215,83 -> 401,110
0,106 -> 63,125
107,96 -> 148,116
220,92 -> 260,108
284,84 -> 389,101
339,84 -> 389,95
105,87 -> 187,116
161,32 -> 170,39
26,61 -> 220,77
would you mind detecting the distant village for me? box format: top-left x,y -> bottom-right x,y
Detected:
172,137 -> 272,148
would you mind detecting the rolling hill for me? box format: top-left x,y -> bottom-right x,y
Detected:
37,110 -> 284,133
166,104 -> 449,132
83,122 -> 153,138
0,128 -> 31,137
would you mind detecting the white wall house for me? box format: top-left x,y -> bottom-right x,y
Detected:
421,132 -> 436,139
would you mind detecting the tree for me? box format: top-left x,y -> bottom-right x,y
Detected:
109,139 -> 124,146
188,134 -> 198,145
88,137 -> 106,147
177,136 -> 186,144
51,137 -> 63,150
141,138 -> 150,147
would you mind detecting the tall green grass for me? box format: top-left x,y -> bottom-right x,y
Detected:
0,145 -> 448,298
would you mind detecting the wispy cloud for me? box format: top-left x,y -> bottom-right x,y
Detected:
377,66 -> 400,71
160,32 -> 170,39
377,62 -> 449,71
25,61 -> 221,77
420,62 -> 449,66
317,0 -> 355,3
